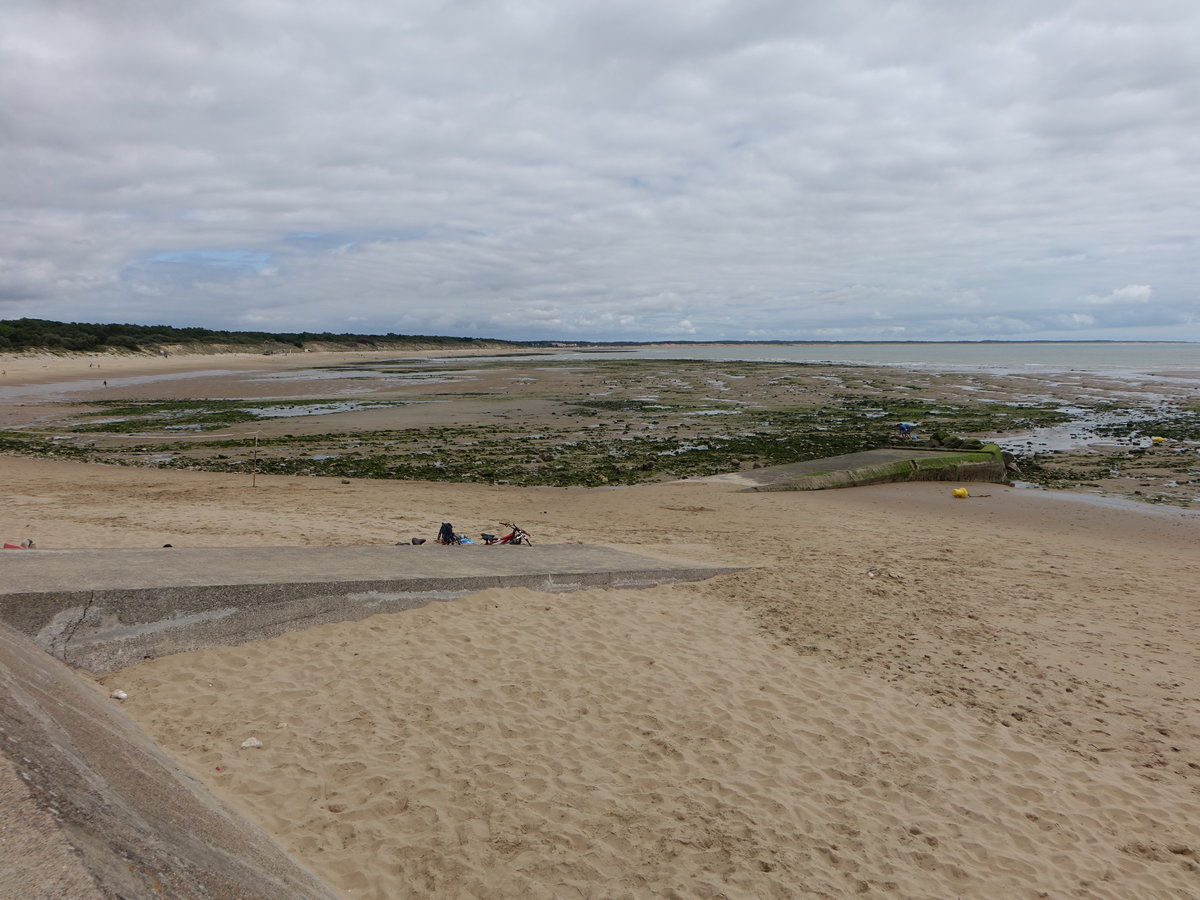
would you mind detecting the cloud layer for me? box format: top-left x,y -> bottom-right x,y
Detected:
3,0 -> 1198,341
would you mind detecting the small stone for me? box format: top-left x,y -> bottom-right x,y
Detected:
240,737 -> 263,750
110,690 -> 128,701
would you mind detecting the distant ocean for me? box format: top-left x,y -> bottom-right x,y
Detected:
550,342 -> 1200,374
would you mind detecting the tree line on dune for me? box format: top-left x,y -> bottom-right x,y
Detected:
0,318 -> 529,352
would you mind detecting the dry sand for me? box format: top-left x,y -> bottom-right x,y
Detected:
0,347 -> 518,387
3,350 -> 1199,897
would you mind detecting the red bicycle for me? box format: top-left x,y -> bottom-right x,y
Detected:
481,522 -> 532,545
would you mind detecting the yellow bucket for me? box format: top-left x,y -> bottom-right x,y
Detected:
951,488 -> 969,499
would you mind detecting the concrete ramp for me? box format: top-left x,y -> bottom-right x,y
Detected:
0,544 -> 744,674
701,446 -> 1009,491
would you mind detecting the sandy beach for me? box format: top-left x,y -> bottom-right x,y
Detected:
3,351 -> 1199,897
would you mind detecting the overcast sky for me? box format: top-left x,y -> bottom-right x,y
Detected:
2,1 -> 1197,342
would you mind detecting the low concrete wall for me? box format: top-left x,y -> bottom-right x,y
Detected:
0,545 -> 743,674
8,574 -> 701,674
747,446 -> 1009,492
0,621 -> 338,899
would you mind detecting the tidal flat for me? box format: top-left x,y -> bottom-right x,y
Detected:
2,354 -> 1198,501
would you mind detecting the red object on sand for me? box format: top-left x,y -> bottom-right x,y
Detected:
3,541 -> 33,549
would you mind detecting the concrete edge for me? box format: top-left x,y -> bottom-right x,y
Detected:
4,565 -> 745,675
745,446 -> 1008,492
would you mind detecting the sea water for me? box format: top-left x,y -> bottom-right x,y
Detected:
418,342 -> 1200,379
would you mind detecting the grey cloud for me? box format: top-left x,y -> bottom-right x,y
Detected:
2,0 -> 1198,340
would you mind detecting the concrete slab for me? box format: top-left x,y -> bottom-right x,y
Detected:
0,545 -> 744,673
697,447 -> 1007,491
0,543 -> 730,593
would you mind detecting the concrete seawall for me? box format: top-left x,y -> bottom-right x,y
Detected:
700,446 -> 1010,492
